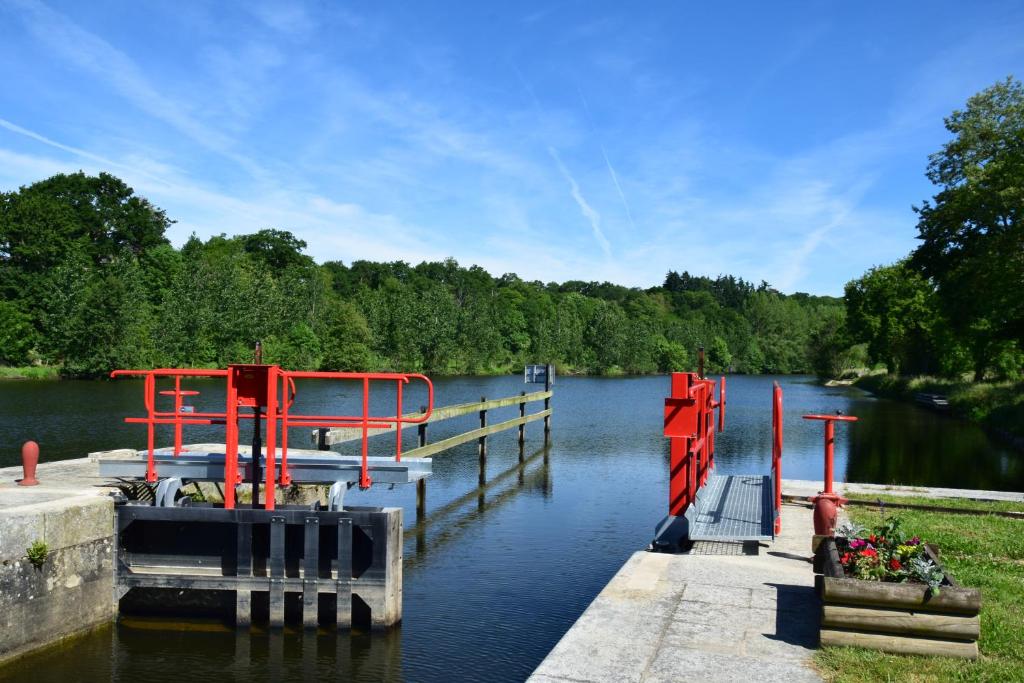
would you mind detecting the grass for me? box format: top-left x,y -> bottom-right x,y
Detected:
0,365 -> 60,380
855,373 -> 1024,440
845,493 -> 1024,515
815,496 -> 1024,682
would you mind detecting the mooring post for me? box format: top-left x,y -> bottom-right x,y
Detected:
518,391 -> 526,461
417,406 -> 427,521
543,364 -> 552,444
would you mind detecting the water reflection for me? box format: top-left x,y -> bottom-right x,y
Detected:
409,444 -> 551,569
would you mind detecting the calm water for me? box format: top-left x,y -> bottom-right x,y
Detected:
0,375 -> 1020,682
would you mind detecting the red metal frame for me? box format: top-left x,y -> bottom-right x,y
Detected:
111,365 -> 434,510
663,372 -> 726,517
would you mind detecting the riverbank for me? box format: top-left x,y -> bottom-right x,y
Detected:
0,365 -> 60,380
815,494 -> 1024,682
853,373 -> 1024,443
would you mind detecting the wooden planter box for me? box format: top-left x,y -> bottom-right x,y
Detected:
816,538 -> 981,659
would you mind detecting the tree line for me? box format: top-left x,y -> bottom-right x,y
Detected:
836,77 -> 1023,382
0,173 -> 843,378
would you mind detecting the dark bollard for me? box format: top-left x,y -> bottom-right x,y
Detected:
18,441 -> 40,486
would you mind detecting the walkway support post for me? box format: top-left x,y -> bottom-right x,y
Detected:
478,396 -> 487,486
518,390 -> 526,460
543,364 -> 551,444
417,405 -> 427,521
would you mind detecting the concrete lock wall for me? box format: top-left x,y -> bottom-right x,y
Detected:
0,495 -> 116,665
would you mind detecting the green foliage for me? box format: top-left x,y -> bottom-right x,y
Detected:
838,78 -> 1023,384
26,540 -> 48,568
844,260 -> 943,374
0,172 -> 845,377
0,299 -> 37,364
910,77 -> 1024,381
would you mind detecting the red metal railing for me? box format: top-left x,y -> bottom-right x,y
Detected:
663,372 -> 726,516
771,381 -> 783,534
111,365 -> 433,510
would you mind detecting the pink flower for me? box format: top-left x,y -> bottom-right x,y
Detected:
849,539 -> 866,550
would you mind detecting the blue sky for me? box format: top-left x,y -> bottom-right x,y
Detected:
1,1 -> 1022,295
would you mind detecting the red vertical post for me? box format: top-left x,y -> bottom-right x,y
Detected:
224,373 -> 239,510
145,372 -> 156,483
824,419 -> 835,495
773,383 -> 783,534
264,365 -> 279,511
279,376 -> 294,486
395,378 -> 403,461
718,376 -> 726,433
173,376 -> 182,456
359,377 -> 372,489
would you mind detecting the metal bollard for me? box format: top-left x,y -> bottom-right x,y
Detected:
18,441 -> 40,486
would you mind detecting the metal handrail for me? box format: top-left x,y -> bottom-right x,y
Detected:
111,365 -> 434,509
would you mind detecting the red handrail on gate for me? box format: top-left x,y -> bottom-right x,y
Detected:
111,365 -> 434,510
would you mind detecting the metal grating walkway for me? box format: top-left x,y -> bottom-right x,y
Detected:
690,474 -> 773,541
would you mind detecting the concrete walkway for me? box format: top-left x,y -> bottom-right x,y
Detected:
529,503 -> 822,683
783,478 -> 1024,503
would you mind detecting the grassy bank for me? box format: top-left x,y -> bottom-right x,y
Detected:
815,496 -> 1024,682
0,365 -> 60,380
855,373 -> 1024,440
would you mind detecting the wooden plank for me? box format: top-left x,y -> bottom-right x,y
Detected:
303,515 -> 319,629
822,604 -> 980,640
820,628 -> 978,659
337,519 -> 352,628
318,391 -> 552,445
235,521 -> 252,626
823,577 -> 981,615
398,409 -> 552,460
269,515 -> 285,628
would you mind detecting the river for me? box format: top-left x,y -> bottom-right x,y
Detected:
0,374 -> 1019,681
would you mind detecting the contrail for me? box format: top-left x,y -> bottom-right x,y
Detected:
548,146 -> 612,259
600,144 -> 637,233
577,85 -> 637,233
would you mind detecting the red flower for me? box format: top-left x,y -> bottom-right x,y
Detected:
841,553 -> 853,564
869,534 -> 878,544
889,559 -> 902,571
860,548 -> 878,558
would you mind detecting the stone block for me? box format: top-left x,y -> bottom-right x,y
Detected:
41,497 -> 114,550
0,511 -> 45,563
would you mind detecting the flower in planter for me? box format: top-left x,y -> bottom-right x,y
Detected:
833,515 -> 943,593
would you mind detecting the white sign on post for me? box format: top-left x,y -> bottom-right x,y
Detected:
524,364 -> 553,384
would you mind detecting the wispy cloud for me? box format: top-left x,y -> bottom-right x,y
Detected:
548,146 -> 612,260
7,0 -> 266,178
